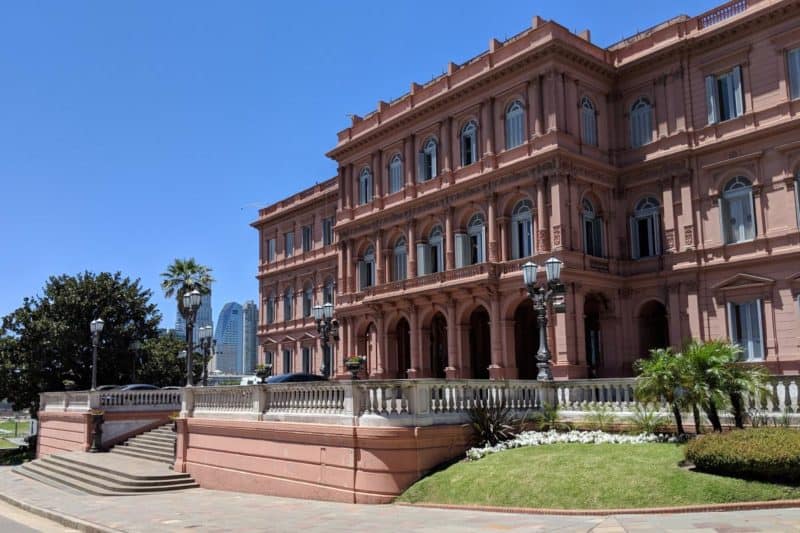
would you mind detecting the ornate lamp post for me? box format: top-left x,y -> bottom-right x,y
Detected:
521,257 -> 566,381
198,325 -> 215,387
182,289 -> 202,387
89,318 -> 105,391
313,302 -> 338,377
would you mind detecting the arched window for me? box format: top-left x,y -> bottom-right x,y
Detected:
630,98 -> 653,148
358,246 -> 376,290
389,155 -> 403,194
721,177 -> 756,244
393,237 -> 407,281
358,168 -> 373,205
582,198 -> 604,257
511,200 -> 534,259
630,197 -> 661,259
266,291 -> 276,324
460,121 -> 478,167
581,97 -> 598,147
419,138 -> 438,181
505,100 -> 525,150
456,213 -> 486,266
323,278 -> 335,305
283,287 -> 293,322
302,284 -> 313,318
417,226 -> 443,275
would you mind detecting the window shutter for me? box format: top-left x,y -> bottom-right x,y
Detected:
510,220 -> 520,259
789,48 -> 800,100
653,214 -> 662,255
629,217 -> 639,260
732,66 -> 744,118
705,75 -> 719,124
357,260 -> 365,290
417,152 -> 425,181
431,146 -> 438,178
752,299 -> 764,361
727,302 -> 737,346
595,219 -> 604,258
746,190 -> 756,240
416,243 -> 428,276
454,234 -> 467,268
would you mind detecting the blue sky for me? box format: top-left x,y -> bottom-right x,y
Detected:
0,0 -> 719,329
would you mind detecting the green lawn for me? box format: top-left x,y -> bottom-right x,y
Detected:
0,420 -> 30,436
0,439 -> 16,449
399,443 -> 800,509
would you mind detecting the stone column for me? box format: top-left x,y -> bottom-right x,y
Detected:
344,239 -> 353,294
488,294 -> 504,379
498,217 -> 508,262
544,70 -> 557,133
408,307 -> 421,378
440,119 -> 451,174
375,312 -> 386,378
407,222 -> 417,279
487,194 -> 498,262
372,151 -> 382,198
404,135 -> 417,199
530,76 -> 542,137
445,207 -> 455,270
337,240 -> 346,294
375,231 -> 384,285
481,98 -> 496,168
536,179 -> 549,252
445,301 -> 458,379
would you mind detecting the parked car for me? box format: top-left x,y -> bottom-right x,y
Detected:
94,384 -> 118,391
161,386 -> 181,390
265,373 -> 328,384
240,376 -> 259,386
116,384 -> 159,391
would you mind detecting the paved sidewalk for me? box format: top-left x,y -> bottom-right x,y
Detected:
2,468 -> 800,532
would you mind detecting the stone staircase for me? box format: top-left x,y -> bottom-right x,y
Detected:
14,423 -> 197,495
109,423 -> 176,464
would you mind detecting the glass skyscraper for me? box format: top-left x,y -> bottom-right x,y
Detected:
214,302 -> 243,374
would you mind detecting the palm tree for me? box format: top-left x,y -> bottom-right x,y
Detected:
682,339 -> 731,432
634,348 -> 686,436
716,344 -> 773,429
160,258 -> 214,321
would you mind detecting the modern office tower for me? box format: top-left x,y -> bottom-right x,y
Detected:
214,302 -> 244,374
242,300 -> 259,374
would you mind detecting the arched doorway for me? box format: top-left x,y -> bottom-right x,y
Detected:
396,318 -> 411,379
638,300 -> 669,356
430,313 -> 447,378
469,307 -> 491,379
514,302 -> 539,379
584,294 -> 604,378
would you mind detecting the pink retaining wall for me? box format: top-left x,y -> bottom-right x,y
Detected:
37,412 -> 92,457
175,418 -> 472,504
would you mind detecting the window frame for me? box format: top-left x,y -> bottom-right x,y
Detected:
282,349 -> 293,373
359,246 -> 376,290
420,138 -> 438,181
283,288 -> 293,322
706,65 -> 744,124
301,225 -> 312,253
302,285 -> 313,318
720,176 -> 756,244
358,168 -> 373,205
511,200 -> 534,259
322,217 -> 334,246
505,100 -> 525,150
630,197 -> 662,259
389,154 -> 403,194
726,299 -> 765,361
789,47 -> 800,101
266,292 -> 276,325
467,214 -> 486,265
582,198 -> 604,258
302,346 -> 312,374
580,97 -> 598,147
630,97 -> 653,149
284,232 -> 294,258
460,121 -> 478,167
393,237 -> 408,281
266,238 -> 276,263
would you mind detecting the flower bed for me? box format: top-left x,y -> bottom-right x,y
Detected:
466,430 -> 675,461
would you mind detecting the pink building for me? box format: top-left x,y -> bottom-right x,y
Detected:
256,0 -> 800,381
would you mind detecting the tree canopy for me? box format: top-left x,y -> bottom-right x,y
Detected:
0,271 -> 162,412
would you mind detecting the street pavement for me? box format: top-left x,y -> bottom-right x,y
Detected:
2,467 -> 800,532
0,492 -> 74,532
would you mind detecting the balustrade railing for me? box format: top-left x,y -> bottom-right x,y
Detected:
698,0 -> 747,29
39,375 -> 800,426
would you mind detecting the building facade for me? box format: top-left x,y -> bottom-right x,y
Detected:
255,0 -> 800,380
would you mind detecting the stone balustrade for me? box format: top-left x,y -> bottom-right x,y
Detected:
39,375 -> 800,426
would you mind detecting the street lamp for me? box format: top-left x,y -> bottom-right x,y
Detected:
198,325 -> 215,387
313,302 -> 338,377
89,318 -> 105,391
182,289 -> 203,387
521,257 -> 566,381
129,340 -> 143,383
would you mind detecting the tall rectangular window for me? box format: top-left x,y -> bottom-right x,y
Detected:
282,349 -> 293,373
284,232 -> 294,258
389,156 -> 403,193
584,217 -> 604,257
727,300 -> 764,361
302,347 -> 311,374
706,66 -> 744,124
267,238 -> 276,263
302,226 -> 312,252
322,217 -> 334,246
788,47 -> 800,100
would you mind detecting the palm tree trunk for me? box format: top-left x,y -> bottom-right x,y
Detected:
730,392 -> 744,429
692,403 -> 702,434
704,399 -> 723,432
671,403 -> 685,436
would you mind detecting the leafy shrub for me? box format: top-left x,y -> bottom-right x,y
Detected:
587,405 -> 616,432
529,402 -> 571,432
686,428 -> 800,484
468,403 -> 522,447
631,404 -> 668,434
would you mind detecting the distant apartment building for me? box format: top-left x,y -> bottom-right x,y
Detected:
242,300 -> 259,373
212,300 -> 259,374
175,293 -> 213,345
254,0 -> 800,380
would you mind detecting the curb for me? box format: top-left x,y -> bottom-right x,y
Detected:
0,488 -> 122,533
396,499 -> 800,516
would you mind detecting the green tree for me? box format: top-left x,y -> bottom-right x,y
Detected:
634,348 -> 686,436
0,272 -> 161,413
683,339 -> 737,432
160,258 -> 214,329
136,332 -> 203,387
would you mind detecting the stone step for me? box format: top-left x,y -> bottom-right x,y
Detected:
12,465 -> 88,496
120,441 -> 174,458
110,447 -> 174,465
14,461 -> 197,496
43,454 -> 190,484
135,433 -> 175,444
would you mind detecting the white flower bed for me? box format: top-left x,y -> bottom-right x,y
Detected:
466,430 -> 676,461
